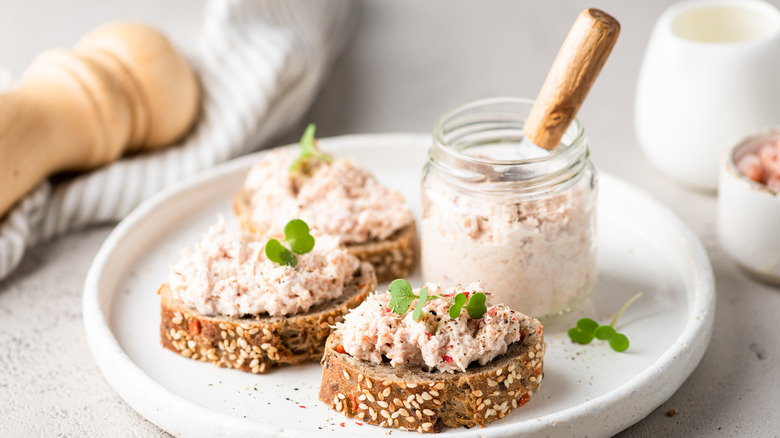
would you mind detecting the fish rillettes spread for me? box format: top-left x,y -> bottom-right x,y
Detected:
421,171 -> 597,318
242,150 -> 414,244
169,219 -> 360,317
339,282 -> 523,373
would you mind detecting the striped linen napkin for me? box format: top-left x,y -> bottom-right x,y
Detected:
0,0 -> 355,280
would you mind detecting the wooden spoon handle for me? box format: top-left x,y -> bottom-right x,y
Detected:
523,8 -> 620,150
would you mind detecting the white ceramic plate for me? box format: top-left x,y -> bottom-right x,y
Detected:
83,133 -> 715,438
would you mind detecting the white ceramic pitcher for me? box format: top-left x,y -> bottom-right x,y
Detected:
635,0 -> 780,191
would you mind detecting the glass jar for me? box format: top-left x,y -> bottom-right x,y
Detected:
421,97 -> 598,318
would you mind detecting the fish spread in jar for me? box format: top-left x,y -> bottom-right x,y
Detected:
421,172 -> 596,318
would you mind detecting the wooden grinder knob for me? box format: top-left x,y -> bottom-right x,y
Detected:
0,22 -> 200,217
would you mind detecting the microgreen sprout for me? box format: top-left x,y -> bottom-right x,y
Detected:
265,219 -> 316,267
289,123 -> 332,173
412,287 -> 429,322
388,279 -> 488,322
448,293 -> 468,319
448,292 -> 487,319
388,279 -> 416,315
568,292 -> 643,352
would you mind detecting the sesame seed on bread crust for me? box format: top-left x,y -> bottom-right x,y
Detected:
232,186 -> 418,283
318,315 -> 545,433
160,262 -> 376,374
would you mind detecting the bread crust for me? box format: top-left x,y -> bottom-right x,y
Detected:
318,315 -> 545,433
160,262 -> 376,373
232,186 -> 418,283
344,221 -> 417,283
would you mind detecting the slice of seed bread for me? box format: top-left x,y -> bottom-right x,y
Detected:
318,315 -> 545,433
160,262 -> 376,374
232,186 -> 418,283
343,222 -> 417,283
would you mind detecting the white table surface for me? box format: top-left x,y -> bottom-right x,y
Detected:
1,1 -> 778,437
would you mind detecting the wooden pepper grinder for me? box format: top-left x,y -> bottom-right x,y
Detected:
0,22 -> 200,217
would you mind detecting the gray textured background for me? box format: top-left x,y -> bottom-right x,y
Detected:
1,1 -> 779,436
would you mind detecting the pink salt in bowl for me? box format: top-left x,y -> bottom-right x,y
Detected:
718,128 -> 780,285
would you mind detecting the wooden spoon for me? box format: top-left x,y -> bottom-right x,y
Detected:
523,8 -> 620,151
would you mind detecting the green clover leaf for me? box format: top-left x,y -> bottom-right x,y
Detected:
265,238 -> 297,267
568,318 -> 598,344
284,219 -> 315,254
567,292 -> 643,353
609,333 -> 630,352
448,293 -> 467,319
265,219 -> 315,267
463,293 -> 487,319
594,325 -> 616,341
389,279 -> 415,315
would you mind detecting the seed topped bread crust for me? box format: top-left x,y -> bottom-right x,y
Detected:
318,314 -> 545,433
160,261 -> 376,373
